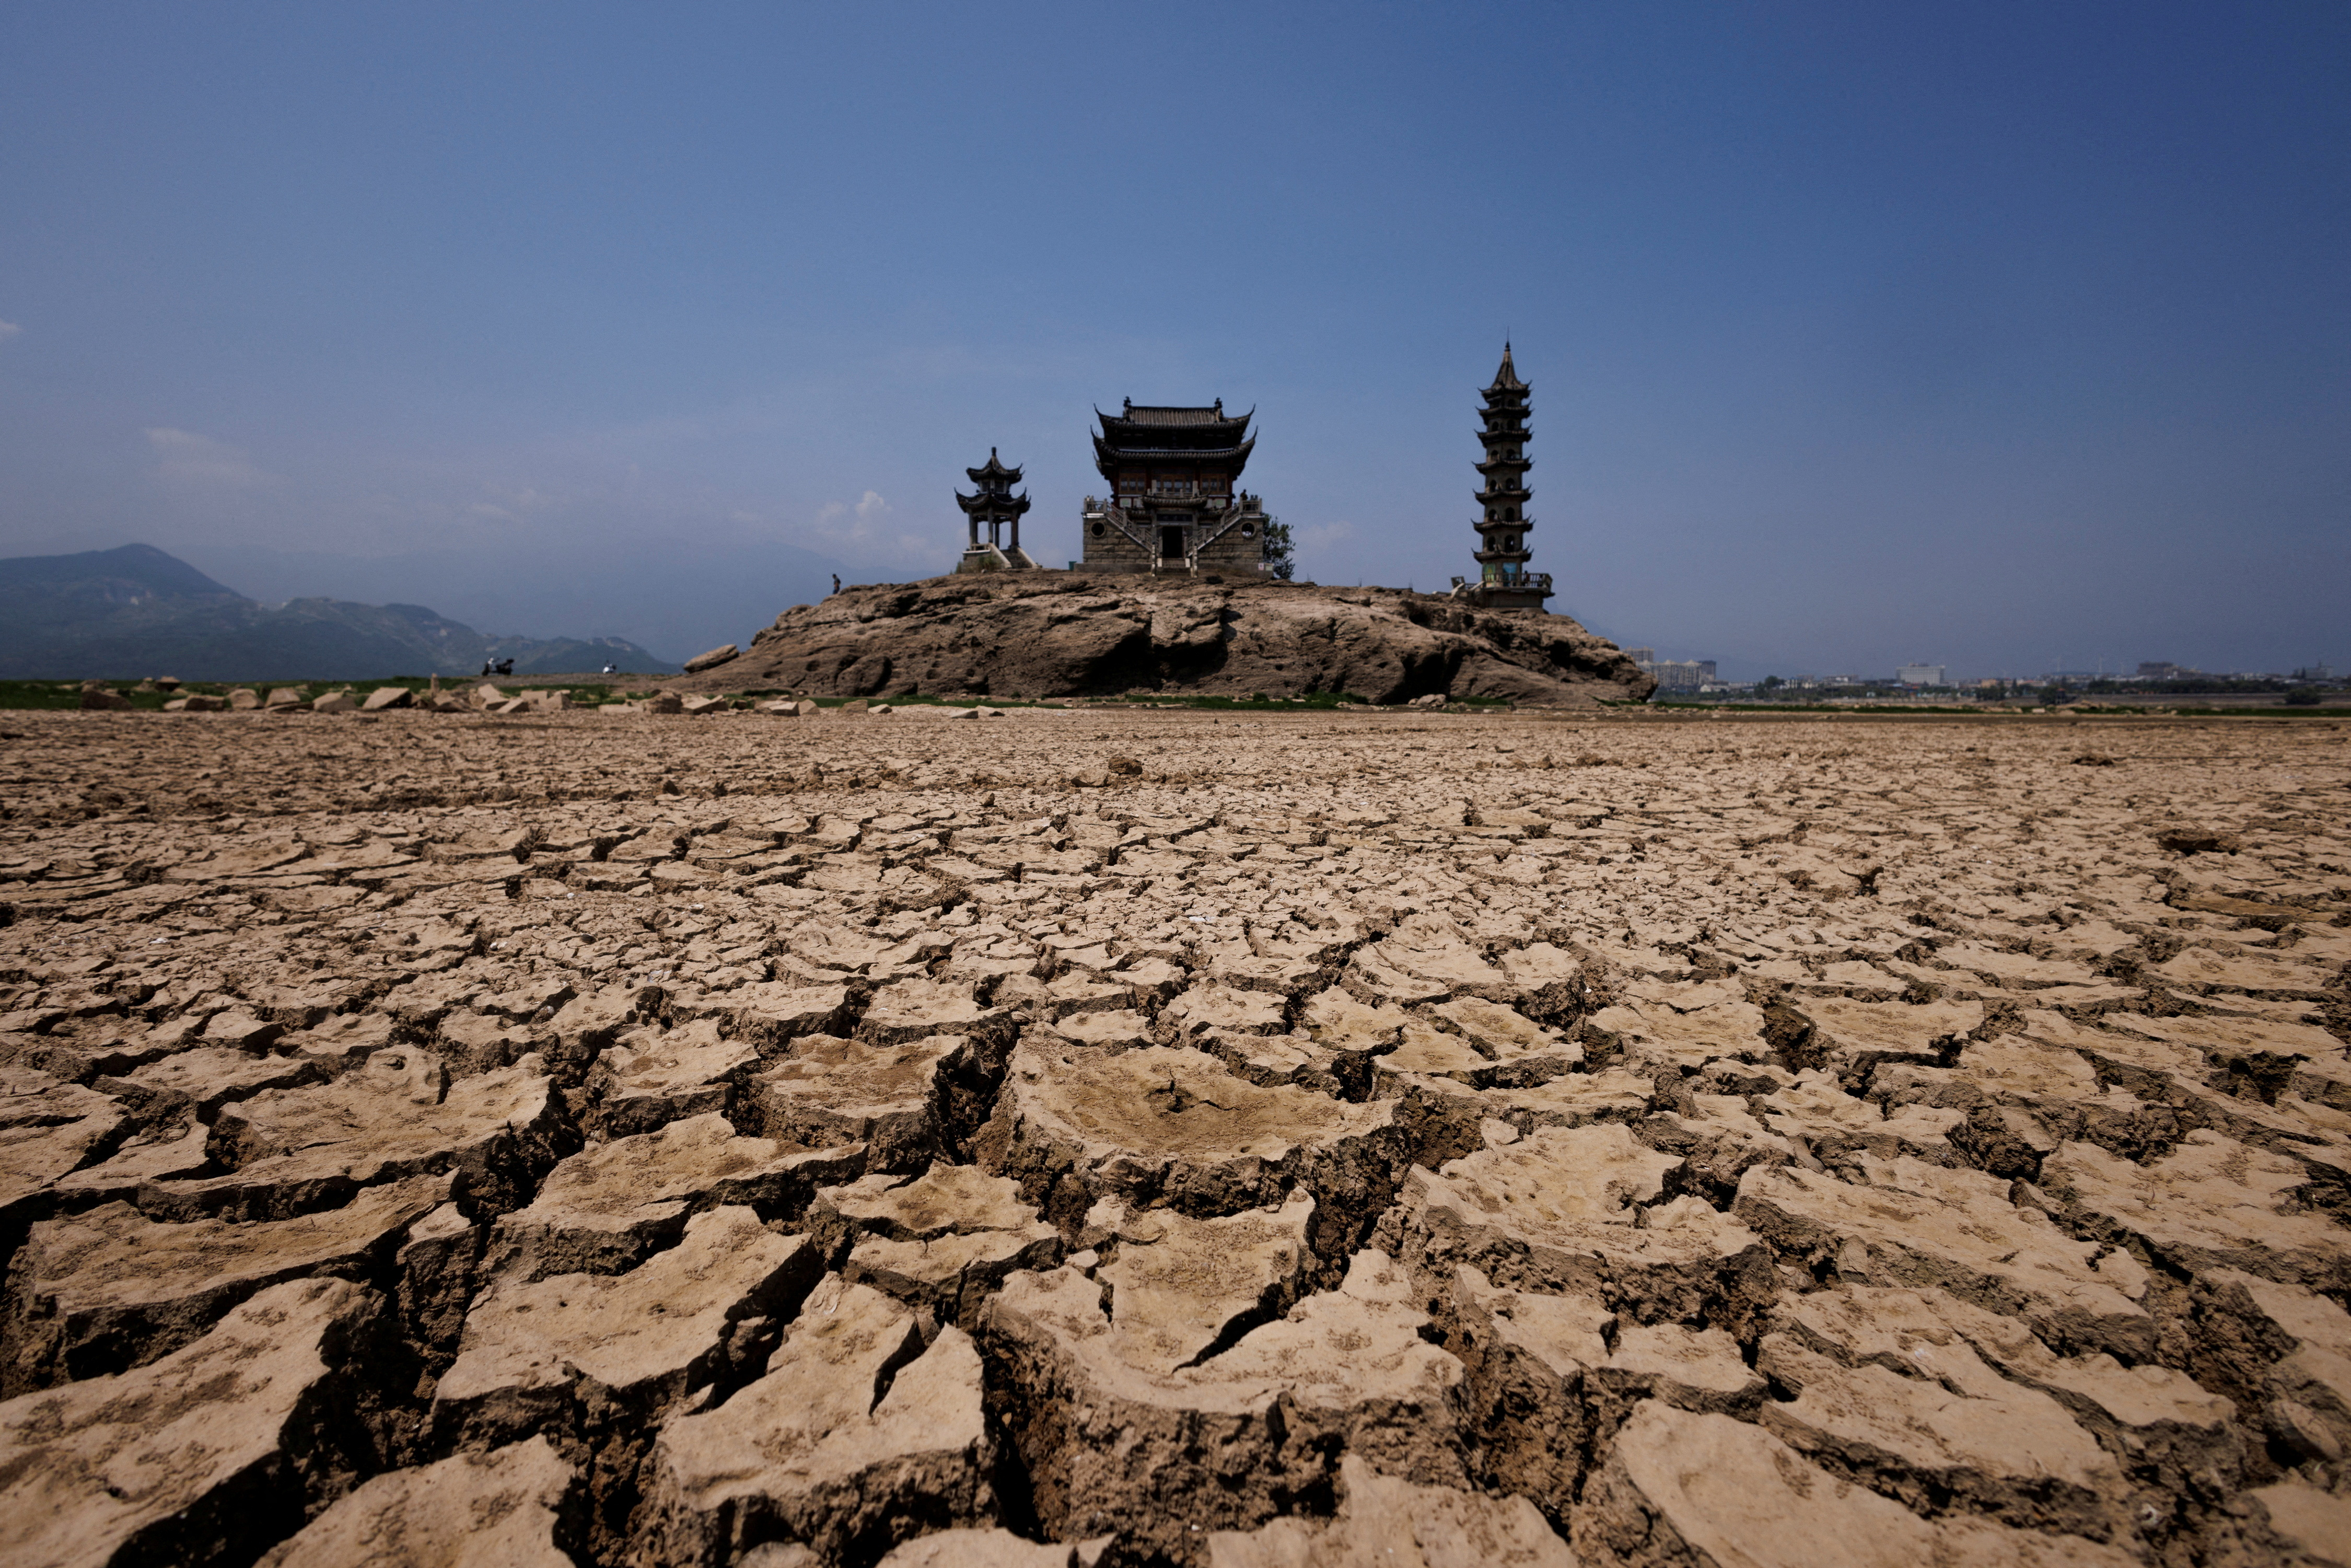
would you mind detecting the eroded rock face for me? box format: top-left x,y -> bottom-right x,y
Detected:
684,574 -> 1654,707
5,699 -> 2349,1564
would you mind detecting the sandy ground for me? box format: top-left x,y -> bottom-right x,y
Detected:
1,704 -> 2347,1567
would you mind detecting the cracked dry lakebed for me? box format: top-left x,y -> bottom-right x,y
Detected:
0,701 -> 2347,1566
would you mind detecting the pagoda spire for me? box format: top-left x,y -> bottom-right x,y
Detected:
1459,343 -> 1551,609
1487,341 -> 1527,393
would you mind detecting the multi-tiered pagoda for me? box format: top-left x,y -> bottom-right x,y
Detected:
1454,344 -> 1553,610
1078,400 -> 1272,574
953,448 -> 1037,572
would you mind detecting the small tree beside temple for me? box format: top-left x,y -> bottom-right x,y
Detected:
1262,519 -> 1295,580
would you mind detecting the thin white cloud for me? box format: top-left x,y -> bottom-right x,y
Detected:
143,426 -> 277,487
813,490 -> 899,546
0,320 -> 20,343
810,489 -> 951,568
1294,519 -> 1355,549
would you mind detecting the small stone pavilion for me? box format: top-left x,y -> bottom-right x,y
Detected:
1452,345 -> 1554,610
954,449 -> 1038,572
1079,400 -> 1272,574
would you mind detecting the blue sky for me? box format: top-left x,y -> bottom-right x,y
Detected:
2,2 -> 2343,675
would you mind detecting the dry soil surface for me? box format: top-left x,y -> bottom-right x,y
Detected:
1,704 -> 2347,1568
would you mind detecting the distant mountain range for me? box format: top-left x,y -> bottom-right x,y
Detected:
0,544 -> 679,680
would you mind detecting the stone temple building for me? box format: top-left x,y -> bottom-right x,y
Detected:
954,449 -> 1039,573
1079,400 -> 1273,574
1453,345 -> 1554,610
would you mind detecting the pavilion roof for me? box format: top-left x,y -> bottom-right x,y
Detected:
965,446 -> 1023,484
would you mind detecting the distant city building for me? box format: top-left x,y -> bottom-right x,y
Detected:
2136,661 -> 2188,679
1621,646 -> 1656,666
1639,658 -> 1716,691
1896,664 -> 1946,687
1451,345 -> 1553,610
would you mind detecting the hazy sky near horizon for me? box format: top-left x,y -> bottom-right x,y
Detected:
2,2 -> 2343,673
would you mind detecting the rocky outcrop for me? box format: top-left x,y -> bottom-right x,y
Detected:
684,573 -> 1655,705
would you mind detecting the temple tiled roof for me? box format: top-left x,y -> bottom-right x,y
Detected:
1113,399 -> 1241,426
1097,403 -> 1252,444
1092,434 -> 1255,474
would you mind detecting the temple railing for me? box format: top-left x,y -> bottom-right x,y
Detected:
1454,571 -> 1554,600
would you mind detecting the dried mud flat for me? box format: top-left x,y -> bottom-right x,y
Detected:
2,704 -> 2348,1568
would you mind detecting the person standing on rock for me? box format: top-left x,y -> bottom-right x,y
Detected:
831,574 -> 841,596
